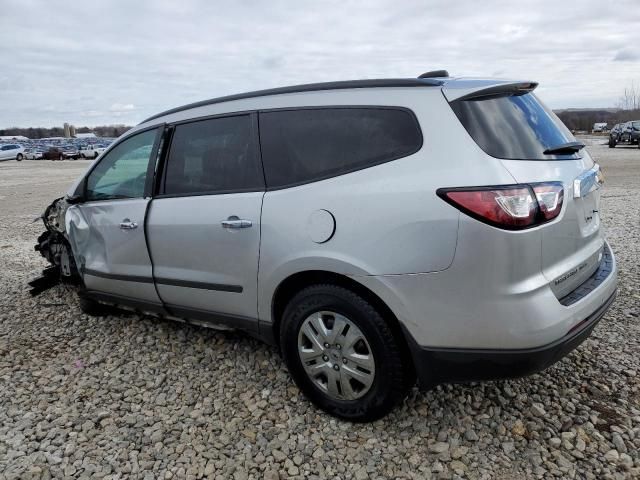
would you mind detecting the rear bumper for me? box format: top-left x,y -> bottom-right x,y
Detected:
408,288 -> 616,386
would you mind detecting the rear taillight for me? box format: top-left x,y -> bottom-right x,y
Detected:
437,183 -> 563,230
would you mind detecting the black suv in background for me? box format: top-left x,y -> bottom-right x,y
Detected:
42,147 -> 65,160
609,121 -> 640,148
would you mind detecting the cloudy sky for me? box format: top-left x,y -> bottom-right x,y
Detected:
1,0 -> 639,128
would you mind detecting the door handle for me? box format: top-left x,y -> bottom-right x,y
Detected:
221,216 -> 252,229
119,219 -> 138,230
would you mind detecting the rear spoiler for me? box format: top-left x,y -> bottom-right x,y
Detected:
445,82 -> 538,102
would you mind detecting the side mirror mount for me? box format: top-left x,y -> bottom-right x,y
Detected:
66,194 -> 84,205
66,177 -> 88,204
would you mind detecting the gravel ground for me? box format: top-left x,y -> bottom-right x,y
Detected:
1,142 -> 639,480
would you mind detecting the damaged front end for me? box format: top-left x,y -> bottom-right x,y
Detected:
30,197 -> 82,296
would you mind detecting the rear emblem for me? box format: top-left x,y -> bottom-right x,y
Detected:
554,262 -> 588,286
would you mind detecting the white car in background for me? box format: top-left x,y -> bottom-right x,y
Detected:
0,144 -> 25,161
23,148 -> 40,160
79,145 -> 106,158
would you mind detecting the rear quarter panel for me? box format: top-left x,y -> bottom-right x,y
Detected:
255,88 -> 517,323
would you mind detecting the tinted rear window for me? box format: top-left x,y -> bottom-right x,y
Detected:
259,107 -> 422,188
450,93 -> 581,160
163,115 -> 264,195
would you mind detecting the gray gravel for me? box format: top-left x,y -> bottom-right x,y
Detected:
1,142 -> 639,479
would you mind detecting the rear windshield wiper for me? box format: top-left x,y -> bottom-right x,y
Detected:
543,141 -> 585,155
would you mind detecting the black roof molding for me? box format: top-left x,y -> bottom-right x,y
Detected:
418,70 -> 449,79
140,78 -> 443,124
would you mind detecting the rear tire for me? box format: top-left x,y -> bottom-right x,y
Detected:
16,153 -> 23,161
280,284 -> 413,421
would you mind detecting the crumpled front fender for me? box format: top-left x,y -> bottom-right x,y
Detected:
65,205 -> 91,271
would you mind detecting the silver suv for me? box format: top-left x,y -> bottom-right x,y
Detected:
33,71 -> 617,421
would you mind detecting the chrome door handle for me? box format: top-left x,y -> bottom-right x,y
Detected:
120,219 -> 138,230
221,216 -> 252,229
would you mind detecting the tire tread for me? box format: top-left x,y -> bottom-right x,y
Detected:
280,283 -> 412,421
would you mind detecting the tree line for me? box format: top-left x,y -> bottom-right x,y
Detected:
556,81 -> 640,132
2,83 -> 639,138
0,125 -> 132,139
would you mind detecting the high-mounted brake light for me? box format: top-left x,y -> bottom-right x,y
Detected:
437,183 -> 563,230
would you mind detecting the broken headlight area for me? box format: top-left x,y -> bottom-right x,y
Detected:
30,197 -> 81,296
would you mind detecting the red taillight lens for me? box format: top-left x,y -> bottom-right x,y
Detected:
532,183 -> 564,221
437,183 -> 563,230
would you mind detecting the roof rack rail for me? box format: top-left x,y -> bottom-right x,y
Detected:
418,70 -> 449,79
139,78 -> 444,124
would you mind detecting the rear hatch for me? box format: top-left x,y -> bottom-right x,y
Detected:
444,81 -> 605,298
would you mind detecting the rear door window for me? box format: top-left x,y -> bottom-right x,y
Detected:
163,115 -> 263,196
259,107 -> 422,189
450,93 -> 581,160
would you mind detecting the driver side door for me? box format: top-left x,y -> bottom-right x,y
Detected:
67,127 -> 163,305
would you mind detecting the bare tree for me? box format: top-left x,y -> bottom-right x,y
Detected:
616,81 -> 640,112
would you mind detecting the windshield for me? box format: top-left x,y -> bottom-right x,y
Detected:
449,92 -> 581,160
633,121 -> 640,129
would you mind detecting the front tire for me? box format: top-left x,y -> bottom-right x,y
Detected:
280,284 -> 413,421
608,138 -> 616,148
16,153 -> 23,161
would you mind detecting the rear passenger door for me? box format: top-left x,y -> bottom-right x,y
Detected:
146,114 -> 265,324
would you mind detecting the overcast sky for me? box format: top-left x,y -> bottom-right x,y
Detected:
1,0 -> 639,128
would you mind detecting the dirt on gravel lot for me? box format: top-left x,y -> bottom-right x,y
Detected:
1,142 -> 639,480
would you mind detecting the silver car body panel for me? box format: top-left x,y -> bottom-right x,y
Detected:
146,192 -> 263,319
56,79 -> 617,356
499,155 -> 603,299
67,199 -> 161,303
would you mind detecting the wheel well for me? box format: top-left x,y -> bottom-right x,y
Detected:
271,270 -> 416,377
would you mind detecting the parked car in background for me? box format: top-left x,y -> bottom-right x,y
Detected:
0,144 -> 25,161
609,123 -> 623,144
621,121 -> 640,144
23,148 -> 40,160
42,147 -> 64,160
79,145 -> 106,158
33,73 -> 618,420
62,147 -> 80,159
609,121 -> 640,148
592,122 -> 607,133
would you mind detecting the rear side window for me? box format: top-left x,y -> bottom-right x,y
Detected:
259,107 -> 422,188
450,93 -> 581,160
163,115 -> 263,195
